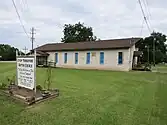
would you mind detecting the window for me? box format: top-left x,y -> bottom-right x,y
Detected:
55,53 -> 58,63
100,52 -> 104,64
86,52 -> 90,64
64,53 -> 67,63
118,52 -> 123,64
75,53 -> 78,64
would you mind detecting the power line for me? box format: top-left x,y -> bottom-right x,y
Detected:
142,0 -> 152,29
140,19 -> 145,36
142,0 -> 149,17
143,0 -> 152,18
139,0 -> 155,66
138,0 -> 152,33
11,0 -> 29,39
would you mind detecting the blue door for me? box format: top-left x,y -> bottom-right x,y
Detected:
75,53 -> 78,64
100,52 -> 104,64
64,53 -> 67,63
118,52 -> 123,64
55,53 -> 58,64
86,52 -> 90,64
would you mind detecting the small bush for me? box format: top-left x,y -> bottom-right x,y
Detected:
36,85 -> 43,91
0,82 -> 7,89
6,74 -> 16,85
44,67 -> 52,90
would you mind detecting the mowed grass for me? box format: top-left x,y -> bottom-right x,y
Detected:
0,63 -> 167,125
157,64 -> 167,72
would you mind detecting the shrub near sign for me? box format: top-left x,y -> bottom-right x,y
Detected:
17,57 -> 35,90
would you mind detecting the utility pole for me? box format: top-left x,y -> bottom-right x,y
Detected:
145,45 -> 149,64
30,27 -> 35,50
23,46 -> 28,55
147,45 -> 149,64
153,38 -> 156,66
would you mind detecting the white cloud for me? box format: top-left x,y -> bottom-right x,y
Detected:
0,0 -> 166,51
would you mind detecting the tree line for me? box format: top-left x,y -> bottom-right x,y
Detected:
0,44 -> 19,61
136,32 -> 167,64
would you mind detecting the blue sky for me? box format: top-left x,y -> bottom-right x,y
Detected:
0,0 -> 167,51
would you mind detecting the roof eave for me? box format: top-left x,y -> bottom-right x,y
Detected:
37,47 -> 131,52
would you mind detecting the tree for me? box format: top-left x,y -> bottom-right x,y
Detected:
0,44 -> 21,61
137,32 -> 167,64
61,22 -> 97,43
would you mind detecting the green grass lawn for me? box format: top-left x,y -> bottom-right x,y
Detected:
0,63 -> 167,125
156,64 -> 167,72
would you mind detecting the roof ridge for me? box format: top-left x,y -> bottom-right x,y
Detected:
44,37 -> 142,45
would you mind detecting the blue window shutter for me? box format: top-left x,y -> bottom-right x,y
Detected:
100,52 -> 104,64
86,52 -> 90,64
75,53 -> 78,64
118,52 -> 123,64
64,53 -> 67,63
55,53 -> 58,63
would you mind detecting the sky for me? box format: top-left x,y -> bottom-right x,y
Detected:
0,0 -> 167,51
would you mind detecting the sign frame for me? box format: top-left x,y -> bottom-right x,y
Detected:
16,50 -> 37,93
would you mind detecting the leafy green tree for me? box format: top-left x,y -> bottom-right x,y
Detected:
61,22 -> 97,43
137,32 -> 167,64
0,44 -> 20,61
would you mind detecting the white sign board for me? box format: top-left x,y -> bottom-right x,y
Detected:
17,57 -> 35,90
